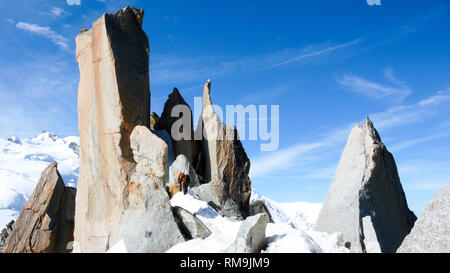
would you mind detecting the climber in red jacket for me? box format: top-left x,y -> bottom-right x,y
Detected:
177,171 -> 190,195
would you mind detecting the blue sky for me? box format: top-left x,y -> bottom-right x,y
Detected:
0,0 -> 449,215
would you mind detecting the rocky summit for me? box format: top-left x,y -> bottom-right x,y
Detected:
315,117 -> 416,253
194,80 -> 252,219
71,6 -> 253,252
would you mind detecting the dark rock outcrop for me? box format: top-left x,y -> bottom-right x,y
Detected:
0,220 -> 15,252
56,187 -> 76,252
154,88 -> 198,166
315,117 -> 416,253
3,162 -> 76,253
192,182 -> 243,220
172,206 -> 212,240
397,184 -> 450,253
249,200 -> 274,223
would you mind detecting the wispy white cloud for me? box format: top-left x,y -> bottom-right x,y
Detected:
295,165 -> 338,180
418,88 -> 450,106
150,38 -> 364,85
370,88 -> 450,130
52,6 -> 69,17
15,22 -> 69,50
391,130 -> 450,151
250,142 -> 328,178
268,38 -> 362,68
398,160 -> 450,175
250,123 -> 354,178
151,9 -> 444,87
66,0 -> 81,6
181,84 -> 204,93
0,55 -> 79,138
337,68 -> 412,102
439,120 -> 450,129
38,7 -> 70,17
239,83 -> 292,104
399,8 -> 447,36
398,160 -> 450,191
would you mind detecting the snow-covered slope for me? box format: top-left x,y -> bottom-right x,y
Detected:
1,132 -> 348,253
167,190 -> 349,253
0,132 -> 79,227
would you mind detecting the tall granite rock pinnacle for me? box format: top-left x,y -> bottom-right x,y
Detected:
315,117 -> 416,253
193,79 -> 252,219
73,7 -> 183,252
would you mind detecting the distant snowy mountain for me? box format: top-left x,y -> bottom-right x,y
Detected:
0,132 -> 79,227
250,191 -> 322,230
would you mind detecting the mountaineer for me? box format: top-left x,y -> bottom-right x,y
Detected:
177,171 -> 190,195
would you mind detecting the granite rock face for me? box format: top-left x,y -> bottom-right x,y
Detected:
107,126 -> 185,253
224,213 -> 269,253
172,206 -> 212,240
155,88 -> 198,166
169,154 -> 200,186
397,184 -> 450,253
315,117 -> 416,253
152,129 -> 175,166
73,7 -> 184,253
3,162 -> 75,253
194,80 -> 252,219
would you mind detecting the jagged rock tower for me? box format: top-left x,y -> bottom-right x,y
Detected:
73,7 -> 184,253
315,117 -> 416,253
3,162 -> 75,253
192,80 -> 252,219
